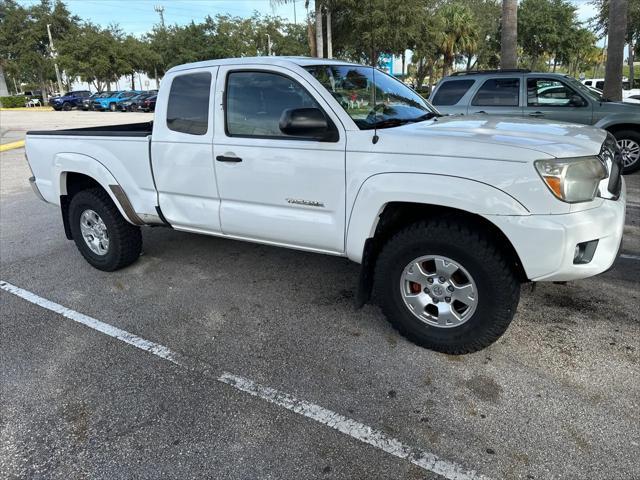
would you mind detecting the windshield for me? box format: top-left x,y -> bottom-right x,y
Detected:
305,65 -> 439,130
565,77 -> 604,102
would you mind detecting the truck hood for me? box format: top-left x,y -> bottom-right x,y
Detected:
384,115 -> 607,160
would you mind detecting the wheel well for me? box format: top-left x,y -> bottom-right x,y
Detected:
605,123 -> 638,136
64,172 -> 102,197
60,173 -> 105,240
355,202 -> 528,308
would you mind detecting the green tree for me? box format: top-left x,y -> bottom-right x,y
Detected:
437,3 -> 478,76
0,0 -> 77,99
518,0 -> 578,70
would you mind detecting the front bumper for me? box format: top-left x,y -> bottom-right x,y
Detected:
490,180 -> 626,282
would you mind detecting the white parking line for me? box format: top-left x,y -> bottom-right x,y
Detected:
219,372 -> 490,480
0,280 -> 490,480
620,253 -> 640,261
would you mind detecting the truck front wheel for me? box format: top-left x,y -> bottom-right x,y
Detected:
69,188 -> 142,271
374,219 -> 520,354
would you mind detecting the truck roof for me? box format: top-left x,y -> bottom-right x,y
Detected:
167,56 -> 359,74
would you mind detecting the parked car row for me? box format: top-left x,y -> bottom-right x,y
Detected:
48,90 -> 158,112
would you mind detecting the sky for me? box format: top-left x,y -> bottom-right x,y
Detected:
19,0 -> 599,37
20,0 -> 303,35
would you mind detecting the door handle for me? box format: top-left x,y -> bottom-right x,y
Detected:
529,111 -> 544,117
474,110 -> 487,114
216,155 -> 242,163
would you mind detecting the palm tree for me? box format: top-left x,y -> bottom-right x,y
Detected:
500,0 -> 517,69
603,0 -> 628,101
438,5 -> 478,76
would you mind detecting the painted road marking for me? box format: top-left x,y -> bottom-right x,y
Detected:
218,372 -> 490,480
620,253 -> 640,261
0,279 -> 490,480
0,140 -> 25,152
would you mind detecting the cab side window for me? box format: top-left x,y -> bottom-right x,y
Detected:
471,78 -> 520,106
166,72 -> 211,135
226,71 -> 320,138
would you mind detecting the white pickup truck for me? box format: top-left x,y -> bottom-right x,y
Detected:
26,57 -> 626,354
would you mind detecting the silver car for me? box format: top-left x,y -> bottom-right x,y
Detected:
429,70 -> 640,173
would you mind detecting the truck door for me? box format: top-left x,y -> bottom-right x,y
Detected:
523,76 -> 593,124
151,67 -> 221,232
213,65 -> 347,254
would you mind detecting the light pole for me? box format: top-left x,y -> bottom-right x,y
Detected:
154,5 -> 165,28
46,23 -> 64,96
265,34 -> 272,56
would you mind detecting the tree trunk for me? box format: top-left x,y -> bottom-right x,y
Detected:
307,14 -> 316,56
326,8 -> 332,59
603,0 -> 628,101
131,73 -> 135,90
0,65 -> 9,96
315,2 -> 324,58
401,51 -> 405,78
500,0 -> 518,69
629,41 -> 635,90
427,63 -> 434,93
553,56 -> 557,72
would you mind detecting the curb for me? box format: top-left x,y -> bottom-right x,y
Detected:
0,140 -> 25,152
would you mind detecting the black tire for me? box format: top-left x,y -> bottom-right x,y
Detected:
69,188 -> 142,271
374,219 -> 520,354
62,102 -> 72,111
109,103 -> 116,112
613,130 -> 640,174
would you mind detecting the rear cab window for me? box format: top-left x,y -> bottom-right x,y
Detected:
167,72 -> 212,135
432,79 -> 475,105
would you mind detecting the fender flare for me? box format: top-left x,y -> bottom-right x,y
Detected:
54,152 -> 143,227
345,172 -> 529,263
594,115 -> 640,131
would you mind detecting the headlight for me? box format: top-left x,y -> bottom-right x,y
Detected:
535,157 -> 607,203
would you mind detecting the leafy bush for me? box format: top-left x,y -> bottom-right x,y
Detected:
0,96 -> 28,108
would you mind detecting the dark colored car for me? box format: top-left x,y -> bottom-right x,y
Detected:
23,90 -> 45,104
139,94 -> 157,112
81,92 -> 108,111
117,92 -> 157,112
49,90 -> 92,111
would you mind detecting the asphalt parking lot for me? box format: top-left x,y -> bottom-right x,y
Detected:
1,110 -> 639,480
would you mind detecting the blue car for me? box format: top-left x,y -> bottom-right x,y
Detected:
49,90 -> 92,111
92,91 -> 143,111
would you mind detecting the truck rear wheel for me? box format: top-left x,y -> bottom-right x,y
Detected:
374,219 -> 520,354
69,188 -> 142,271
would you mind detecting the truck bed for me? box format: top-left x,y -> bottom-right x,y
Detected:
27,121 -> 152,137
25,122 -> 158,223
